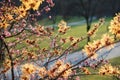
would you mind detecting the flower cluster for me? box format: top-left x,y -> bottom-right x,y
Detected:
70,37 -> 80,47
22,50 -> 37,60
52,49 -> 62,56
0,6 -> 13,28
99,64 -> 120,76
1,0 -> 120,79
21,63 -> 47,80
83,34 -> 114,57
38,67 -> 47,78
0,0 -> 46,29
58,20 -> 70,34
21,63 -> 36,75
109,13 -> 120,38
48,60 -> 72,78
1,59 -> 11,73
88,18 -> 104,36
83,40 -> 101,57
26,39 -> 36,45
101,34 -> 114,47
81,67 -> 91,74
20,0 -> 44,10
60,36 -> 81,48
21,63 -> 36,80
20,60 -> 72,80
0,2 -> 28,29
35,25 -> 48,35
17,6 -> 27,19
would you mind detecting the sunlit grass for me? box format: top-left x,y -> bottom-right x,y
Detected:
39,16 -> 84,26
7,17 -> 111,52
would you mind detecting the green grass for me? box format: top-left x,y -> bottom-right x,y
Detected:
39,18 -> 110,51
66,16 -> 84,23
62,17 -> 111,51
39,16 -> 63,26
39,16 -> 84,26
110,56 -> 120,66
79,56 -> 120,80
80,75 -> 114,80
6,17 -> 112,52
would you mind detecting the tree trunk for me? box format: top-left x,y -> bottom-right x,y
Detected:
86,18 -> 91,43
0,37 -> 4,63
11,63 -> 15,80
87,25 -> 91,42
52,17 -> 57,30
3,40 -> 15,80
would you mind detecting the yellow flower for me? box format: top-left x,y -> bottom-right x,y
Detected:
21,63 -> 36,75
0,16 -> 5,21
56,64 -> 66,73
48,68 -> 57,78
58,20 -> 67,28
20,0 -> 32,9
88,18 -> 104,36
83,43 -> 95,56
101,34 -> 114,48
4,13 -> 13,20
71,38 -> 80,46
62,69 -> 72,78
109,13 -> 120,38
27,52 -> 36,59
20,0 -> 31,4
54,60 -> 64,68
83,40 -> 102,57
48,60 -> 72,78
99,64 -> 120,75
3,59 -> 11,67
81,67 -> 91,75
18,5 -> 27,18
56,63 -> 71,77
20,0 -> 44,10
1,21 -> 10,29
2,59 -> 11,73
13,7 -> 21,15
38,67 -> 47,78
26,39 -> 36,45
20,75 -> 30,80
58,20 -> 69,34
36,25 -> 46,33
33,0 -> 44,10
30,1 -> 41,10
62,63 -> 72,78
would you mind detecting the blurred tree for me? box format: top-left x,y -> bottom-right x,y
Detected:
78,0 -> 98,42
57,0 -> 99,42
52,0 -> 120,42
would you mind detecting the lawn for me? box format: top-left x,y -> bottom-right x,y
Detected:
39,16 -> 84,26
59,17 -> 111,51
80,56 -> 120,80
6,17 -> 112,52
80,75 -> 114,80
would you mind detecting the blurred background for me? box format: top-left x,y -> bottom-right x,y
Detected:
7,0 -> 120,44
8,0 -> 120,23
42,0 -> 120,24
